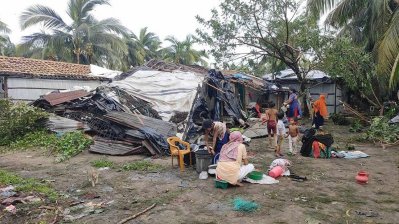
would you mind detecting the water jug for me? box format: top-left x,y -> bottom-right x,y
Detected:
355,171 -> 369,184
269,166 -> 283,178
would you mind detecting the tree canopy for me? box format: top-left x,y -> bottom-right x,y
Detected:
196,0 -> 329,87
19,0 -> 129,68
307,0 -> 399,88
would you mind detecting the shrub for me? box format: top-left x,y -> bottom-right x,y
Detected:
55,131 -> 93,162
0,99 -> 48,146
10,130 -> 57,149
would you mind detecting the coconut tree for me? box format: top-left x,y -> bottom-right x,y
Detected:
19,0 -> 129,68
0,20 -> 15,56
162,35 -> 208,66
124,27 -> 162,67
307,0 -> 399,87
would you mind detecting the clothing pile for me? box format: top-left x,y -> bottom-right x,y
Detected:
300,128 -> 334,158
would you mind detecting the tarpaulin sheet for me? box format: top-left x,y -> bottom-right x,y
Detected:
110,70 -> 204,121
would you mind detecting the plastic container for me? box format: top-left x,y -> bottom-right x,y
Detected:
215,179 -> 228,189
355,171 -> 369,184
195,150 -> 212,173
268,166 -> 284,178
248,171 -> 263,180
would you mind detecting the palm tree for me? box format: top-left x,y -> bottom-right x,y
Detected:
307,0 -> 399,87
124,27 -> 162,67
162,35 -> 208,66
19,0 -> 129,68
0,20 -> 15,56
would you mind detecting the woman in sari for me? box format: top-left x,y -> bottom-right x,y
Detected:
285,89 -> 300,121
216,131 -> 255,186
313,94 -> 328,129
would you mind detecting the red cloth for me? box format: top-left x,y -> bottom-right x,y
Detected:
312,141 -> 320,158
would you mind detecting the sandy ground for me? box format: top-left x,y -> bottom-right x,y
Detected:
0,121 -> 398,224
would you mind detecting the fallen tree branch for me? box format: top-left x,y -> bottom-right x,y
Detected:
340,101 -> 370,123
117,203 -> 156,224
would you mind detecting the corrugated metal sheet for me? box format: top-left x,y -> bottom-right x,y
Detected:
284,83 -> 342,113
43,90 -> 90,106
105,111 -> 177,137
89,139 -> 146,155
6,77 -> 106,101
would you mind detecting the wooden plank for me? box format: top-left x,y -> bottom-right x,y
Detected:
142,140 -> 157,155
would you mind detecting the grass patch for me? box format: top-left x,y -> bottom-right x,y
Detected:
0,169 -> 58,201
91,158 -> 114,168
2,130 -> 93,163
122,160 -> 164,172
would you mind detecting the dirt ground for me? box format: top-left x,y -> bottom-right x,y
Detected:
0,121 -> 398,224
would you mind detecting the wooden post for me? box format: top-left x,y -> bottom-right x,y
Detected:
4,77 -> 8,98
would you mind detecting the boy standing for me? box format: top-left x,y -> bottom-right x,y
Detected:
262,102 -> 278,148
288,118 -> 299,155
276,112 -> 287,157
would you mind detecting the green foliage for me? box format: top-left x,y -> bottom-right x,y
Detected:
122,160 -> 163,172
55,131 -> 93,162
0,99 -> 48,146
3,129 -> 92,162
10,130 -> 57,149
307,0 -> 399,89
0,169 -> 58,201
322,38 -> 386,107
19,0 -> 129,69
124,27 -> 162,68
162,35 -> 208,66
363,117 -> 399,144
91,158 -> 114,168
349,119 -> 363,133
196,0 -> 329,79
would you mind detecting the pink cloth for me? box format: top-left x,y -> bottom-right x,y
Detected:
219,131 -> 243,162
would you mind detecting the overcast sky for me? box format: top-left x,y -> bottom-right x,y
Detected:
0,0 -> 220,46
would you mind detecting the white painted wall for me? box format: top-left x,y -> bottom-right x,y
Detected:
6,77 -> 108,101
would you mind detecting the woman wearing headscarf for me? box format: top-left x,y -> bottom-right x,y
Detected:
313,94 -> 328,129
216,131 -> 255,186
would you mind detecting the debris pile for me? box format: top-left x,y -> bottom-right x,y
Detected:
32,86 -> 176,156
31,59 -> 277,156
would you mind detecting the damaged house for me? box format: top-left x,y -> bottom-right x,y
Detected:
0,56 -> 110,102
30,59 -> 280,156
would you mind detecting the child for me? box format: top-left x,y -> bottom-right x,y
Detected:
276,112 -> 287,157
288,118 -> 299,155
262,102 -> 278,148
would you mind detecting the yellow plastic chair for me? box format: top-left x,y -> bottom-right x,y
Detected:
166,137 -> 192,171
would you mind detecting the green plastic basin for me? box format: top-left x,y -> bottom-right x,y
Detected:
248,171 -> 263,180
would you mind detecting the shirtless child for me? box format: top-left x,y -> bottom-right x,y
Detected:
288,118 -> 299,155
262,102 -> 278,149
